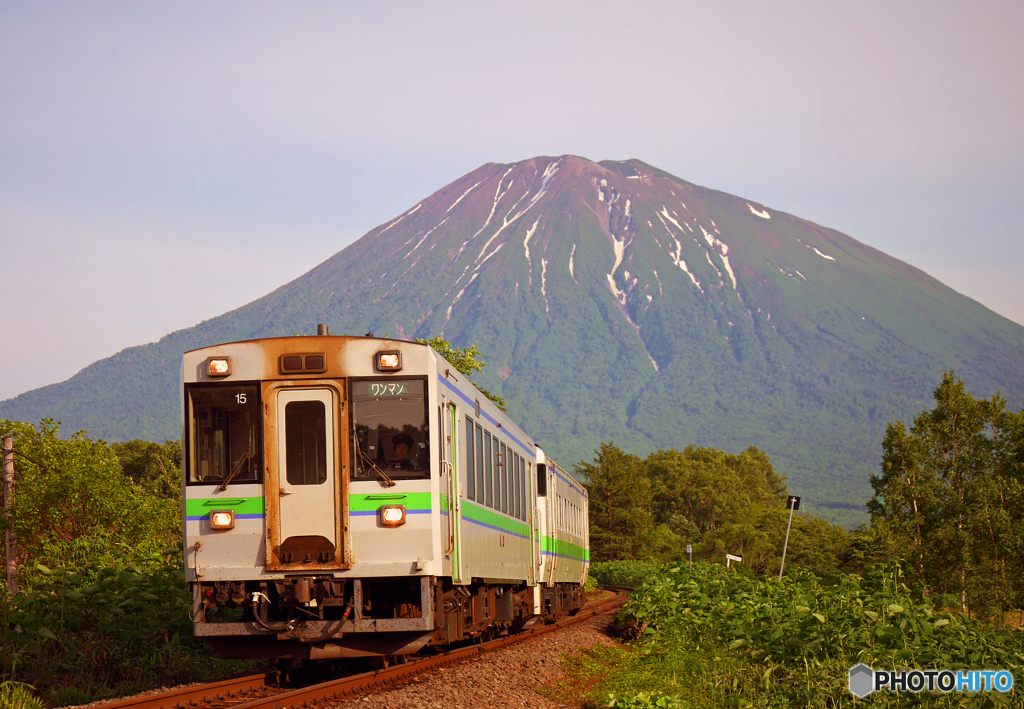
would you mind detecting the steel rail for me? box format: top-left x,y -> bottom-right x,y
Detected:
87,672 -> 272,709
88,589 -> 625,709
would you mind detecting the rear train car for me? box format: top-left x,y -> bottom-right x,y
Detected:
181,331 -> 587,659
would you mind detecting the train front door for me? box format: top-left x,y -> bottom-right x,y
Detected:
268,387 -> 342,569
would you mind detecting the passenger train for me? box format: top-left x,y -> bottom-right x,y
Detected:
181,328 -> 589,659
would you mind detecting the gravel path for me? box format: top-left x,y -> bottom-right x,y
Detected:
324,611 -> 621,709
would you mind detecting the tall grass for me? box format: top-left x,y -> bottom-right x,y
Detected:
572,561 -> 1024,708
0,534 -> 256,706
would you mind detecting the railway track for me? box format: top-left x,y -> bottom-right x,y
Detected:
92,588 -> 627,709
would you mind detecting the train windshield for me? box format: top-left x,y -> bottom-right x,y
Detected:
350,379 -> 429,481
186,384 -> 262,485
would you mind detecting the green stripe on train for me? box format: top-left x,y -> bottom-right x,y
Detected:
461,500 -> 531,536
542,535 -> 589,561
185,497 -> 265,517
350,492 -> 433,512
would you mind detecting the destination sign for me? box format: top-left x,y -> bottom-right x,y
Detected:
369,382 -> 408,397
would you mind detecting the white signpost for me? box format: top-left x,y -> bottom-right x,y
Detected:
726,553 -> 742,567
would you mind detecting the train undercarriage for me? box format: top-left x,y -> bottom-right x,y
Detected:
196,576 -> 585,660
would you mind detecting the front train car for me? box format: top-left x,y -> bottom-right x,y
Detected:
181,332 -> 587,660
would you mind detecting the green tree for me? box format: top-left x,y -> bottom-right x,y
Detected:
0,419 -> 179,576
644,445 -> 786,537
111,439 -> 181,501
577,443 -> 654,561
416,337 -> 508,411
868,371 -> 1024,616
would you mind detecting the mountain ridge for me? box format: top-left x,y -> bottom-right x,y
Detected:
4,155 -> 1023,526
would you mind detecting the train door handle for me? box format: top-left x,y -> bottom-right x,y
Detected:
280,489 -> 292,496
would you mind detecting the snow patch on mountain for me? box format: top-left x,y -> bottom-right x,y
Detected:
796,237 -> 837,261
659,206 -> 686,234
447,180 -> 484,213
657,210 -> 703,292
523,219 -> 539,286
699,225 -> 737,289
569,243 -> 578,283
747,204 -> 771,219
541,258 -> 550,314
705,250 -> 723,283
405,217 -> 449,257
680,259 -> 702,292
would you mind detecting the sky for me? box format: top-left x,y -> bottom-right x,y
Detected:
2,1 -> 1022,402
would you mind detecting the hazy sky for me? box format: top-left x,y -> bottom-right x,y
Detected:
2,1 -> 1022,402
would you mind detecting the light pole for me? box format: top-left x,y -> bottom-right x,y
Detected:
778,495 -> 801,581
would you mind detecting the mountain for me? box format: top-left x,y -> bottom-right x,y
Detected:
4,155 -> 1024,526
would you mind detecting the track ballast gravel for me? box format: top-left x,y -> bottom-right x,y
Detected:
324,612 -> 620,709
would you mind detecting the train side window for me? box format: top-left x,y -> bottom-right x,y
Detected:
475,424 -> 484,505
499,442 -> 508,514
515,454 -> 523,520
187,384 -> 262,485
536,463 -> 546,497
465,416 -> 476,501
512,453 -> 520,520
526,462 -> 532,517
484,432 -> 493,508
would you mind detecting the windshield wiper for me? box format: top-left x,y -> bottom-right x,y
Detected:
355,441 -> 395,487
217,450 -> 253,492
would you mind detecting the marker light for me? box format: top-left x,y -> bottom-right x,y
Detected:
379,504 -> 406,527
207,358 -> 231,377
209,509 -> 235,530
375,351 -> 402,372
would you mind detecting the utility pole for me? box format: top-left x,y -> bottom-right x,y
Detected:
3,436 -> 17,594
778,495 -> 801,582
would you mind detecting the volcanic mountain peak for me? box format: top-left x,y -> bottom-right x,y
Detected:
4,154 -> 1023,526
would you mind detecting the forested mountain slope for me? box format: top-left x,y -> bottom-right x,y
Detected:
5,155 -> 1024,525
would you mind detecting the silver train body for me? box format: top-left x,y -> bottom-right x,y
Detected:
181,334 -> 589,659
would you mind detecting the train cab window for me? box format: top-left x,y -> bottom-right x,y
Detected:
350,379 -> 429,480
187,384 -> 262,485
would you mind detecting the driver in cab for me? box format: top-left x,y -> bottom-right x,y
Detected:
389,433 -> 419,470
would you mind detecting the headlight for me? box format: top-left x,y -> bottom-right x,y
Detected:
209,509 -> 235,530
375,351 -> 402,372
379,504 -> 406,527
207,357 -> 231,377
